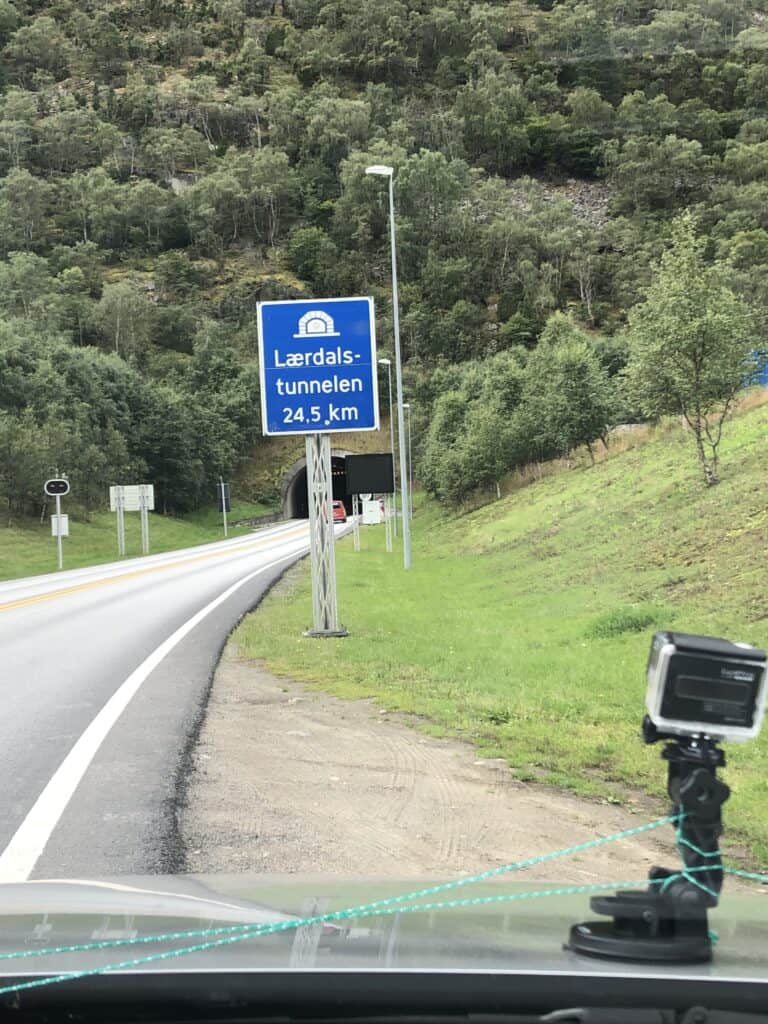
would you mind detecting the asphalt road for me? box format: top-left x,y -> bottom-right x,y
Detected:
0,520 -> 320,881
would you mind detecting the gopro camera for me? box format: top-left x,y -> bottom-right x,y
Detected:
646,631 -> 767,742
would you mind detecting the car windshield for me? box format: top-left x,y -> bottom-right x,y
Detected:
1,0 -> 768,1014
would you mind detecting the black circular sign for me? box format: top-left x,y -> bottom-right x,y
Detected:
44,478 -> 70,497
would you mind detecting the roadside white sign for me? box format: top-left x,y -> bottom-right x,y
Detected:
362,499 -> 384,525
51,514 -> 69,537
110,484 -> 155,512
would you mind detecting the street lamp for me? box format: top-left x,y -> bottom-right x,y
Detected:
378,357 -> 397,537
403,401 -> 415,520
366,163 -> 411,569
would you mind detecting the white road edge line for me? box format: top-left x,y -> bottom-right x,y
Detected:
0,540 -> 309,884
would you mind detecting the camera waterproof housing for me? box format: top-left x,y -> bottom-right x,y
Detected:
646,630 -> 767,742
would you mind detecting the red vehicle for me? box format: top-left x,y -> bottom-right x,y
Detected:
332,500 -> 347,523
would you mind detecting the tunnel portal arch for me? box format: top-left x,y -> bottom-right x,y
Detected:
282,449 -> 355,519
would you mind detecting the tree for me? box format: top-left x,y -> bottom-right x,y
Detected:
0,410 -> 58,516
222,146 -> 298,245
420,352 -> 526,504
566,87 -> 614,131
419,389 -> 470,504
0,168 -> 52,252
604,135 -> 714,214
0,251 -> 55,320
397,150 -> 472,232
286,226 -> 339,292
124,179 -> 178,250
140,126 -> 211,182
182,168 -> 245,251
78,12 -> 128,83
117,73 -> 158,130
0,326 -> 140,515
515,313 -> 615,464
615,91 -> 677,138
623,213 -> 760,485
4,16 -> 72,85
56,267 -> 93,344
49,242 -> 104,296
300,89 -> 371,169
36,107 -> 122,174
91,280 -> 153,358
0,87 -> 37,171
454,69 -> 530,174
0,0 -> 19,46
61,168 -> 124,246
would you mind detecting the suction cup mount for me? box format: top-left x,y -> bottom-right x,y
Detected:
567,717 -> 730,964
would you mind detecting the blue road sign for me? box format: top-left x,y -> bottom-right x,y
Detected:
258,297 -> 379,436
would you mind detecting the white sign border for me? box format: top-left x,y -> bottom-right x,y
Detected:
257,296 -> 380,437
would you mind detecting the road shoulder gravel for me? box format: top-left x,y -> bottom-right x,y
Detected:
180,643 -> 680,882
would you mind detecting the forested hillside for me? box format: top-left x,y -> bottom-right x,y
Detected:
0,0 -> 766,515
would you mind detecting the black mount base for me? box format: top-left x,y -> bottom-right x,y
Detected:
567,719 -> 729,964
567,886 -> 713,963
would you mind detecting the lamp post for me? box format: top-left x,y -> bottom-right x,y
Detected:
366,163 -> 411,569
378,357 -> 397,537
403,402 -> 413,520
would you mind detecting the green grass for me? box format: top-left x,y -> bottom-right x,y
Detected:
237,397 -> 768,861
0,500 -> 277,581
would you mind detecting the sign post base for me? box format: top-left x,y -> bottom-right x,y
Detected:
303,627 -> 349,639
305,433 -> 346,637
352,494 -> 361,552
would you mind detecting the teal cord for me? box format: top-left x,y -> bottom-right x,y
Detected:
0,877 -> 676,998
0,812 -> 682,966
664,825 -> 721,901
724,866 -> 768,883
0,812 -> 763,999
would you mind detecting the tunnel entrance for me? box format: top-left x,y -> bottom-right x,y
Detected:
283,454 -> 354,519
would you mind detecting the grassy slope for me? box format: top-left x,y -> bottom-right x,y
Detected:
0,500 -> 275,581
237,395 -> 768,860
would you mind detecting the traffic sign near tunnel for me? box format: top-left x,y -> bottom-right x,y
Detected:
257,297 -> 379,436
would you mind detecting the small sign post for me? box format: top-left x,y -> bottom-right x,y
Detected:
218,478 -> 231,538
109,484 -> 154,557
352,494 -> 361,552
109,485 -> 126,556
258,297 -> 378,636
139,484 -> 152,555
44,477 -> 70,570
117,488 -> 125,556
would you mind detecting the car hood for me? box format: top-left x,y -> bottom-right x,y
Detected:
0,874 -> 766,979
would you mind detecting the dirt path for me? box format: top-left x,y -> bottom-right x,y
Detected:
181,644 -> 683,883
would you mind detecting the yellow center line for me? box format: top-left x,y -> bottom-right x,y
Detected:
0,524 -> 309,614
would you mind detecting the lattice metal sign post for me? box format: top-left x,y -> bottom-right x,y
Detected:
258,297 -> 379,637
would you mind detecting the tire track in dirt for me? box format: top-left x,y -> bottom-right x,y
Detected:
181,644 -> 689,884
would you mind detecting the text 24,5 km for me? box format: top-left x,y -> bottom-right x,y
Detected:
283,404 -> 359,426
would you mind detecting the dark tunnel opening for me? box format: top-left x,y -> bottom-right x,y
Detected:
284,456 -> 353,519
